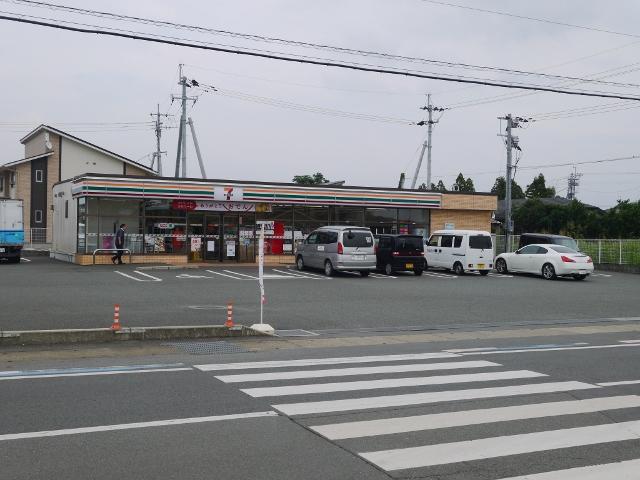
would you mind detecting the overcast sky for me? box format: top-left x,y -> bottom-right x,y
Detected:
1,0 -> 640,208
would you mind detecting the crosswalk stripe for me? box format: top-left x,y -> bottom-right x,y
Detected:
242,370 -> 547,397
597,379 -> 640,386
359,419 -> 640,471
272,381 -> 597,416
457,343 -> 640,355
194,352 -> 460,371
310,395 -> 640,440
493,459 -> 640,479
214,360 -> 501,383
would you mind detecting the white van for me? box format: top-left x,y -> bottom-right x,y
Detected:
425,230 -> 493,275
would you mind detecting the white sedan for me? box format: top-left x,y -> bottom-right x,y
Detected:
495,244 -> 594,280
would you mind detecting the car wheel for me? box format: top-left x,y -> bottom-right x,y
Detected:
324,260 -> 334,277
414,269 -> 423,276
496,258 -> 508,274
360,271 -> 370,277
384,263 -> 393,276
296,256 -> 305,271
573,274 -> 587,281
479,270 -> 489,276
542,263 -> 557,280
453,262 -> 465,276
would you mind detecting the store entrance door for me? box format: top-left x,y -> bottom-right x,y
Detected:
204,215 -> 221,261
222,214 -> 239,262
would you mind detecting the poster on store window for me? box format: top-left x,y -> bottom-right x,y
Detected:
190,237 -> 202,252
226,242 -> 236,257
207,241 -> 216,252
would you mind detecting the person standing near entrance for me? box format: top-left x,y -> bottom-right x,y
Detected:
112,224 -> 127,264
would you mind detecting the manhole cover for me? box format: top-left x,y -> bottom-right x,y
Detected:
162,341 -> 249,355
275,329 -> 319,337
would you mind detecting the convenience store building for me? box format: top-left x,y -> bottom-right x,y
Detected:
52,174 -> 497,264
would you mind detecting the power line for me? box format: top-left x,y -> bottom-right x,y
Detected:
518,155 -> 640,171
3,0 -> 640,89
3,14 -> 640,102
419,0 -> 640,40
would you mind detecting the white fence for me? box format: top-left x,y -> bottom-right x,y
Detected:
493,235 -> 640,265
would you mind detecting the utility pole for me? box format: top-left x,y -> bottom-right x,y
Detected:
411,94 -> 445,189
150,104 -> 168,175
172,64 -> 197,178
498,114 -> 526,252
188,117 -> 207,179
567,166 -> 582,200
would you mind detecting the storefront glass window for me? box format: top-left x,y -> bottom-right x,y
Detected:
293,206 -> 330,222
331,206 -> 365,225
365,208 -> 398,224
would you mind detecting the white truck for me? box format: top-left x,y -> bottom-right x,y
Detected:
0,199 -> 24,263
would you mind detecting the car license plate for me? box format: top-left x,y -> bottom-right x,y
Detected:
352,255 -> 365,261
0,248 -> 5,253
477,263 -> 485,269
405,263 -> 414,269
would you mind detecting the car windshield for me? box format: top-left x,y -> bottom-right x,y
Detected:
469,235 -> 492,249
342,230 -> 373,247
549,245 -> 578,254
396,236 -> 423,251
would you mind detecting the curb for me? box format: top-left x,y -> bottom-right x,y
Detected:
0,325 -> 267,346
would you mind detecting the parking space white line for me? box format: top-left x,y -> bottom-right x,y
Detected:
194,352 -> 460,371
223,270 -> 258,279
0,411 -> 279,442
457,343 -> 640,355
310,395 -> 640,440
133,271 -> 162,282
424,273 -> 457,279
494,459 -> 640,479
284,268 -> 326,278
272,269 -> 309,278
597,379 -> 640,386
114,271 -> 144,281
272,381 -> 597,416
488,273 -> 514,278
619,340 -> 640,344
20,257 -> 31,262
359,419 -> 640,471
242,370 -> 546,397
592,273 -> 613,277
0,367 -> 192,381
214,360 -> 501,383
370,273 -> 396,279
205,270 -> 250,280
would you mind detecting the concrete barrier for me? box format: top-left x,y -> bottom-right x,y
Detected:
0,325 -> 267,346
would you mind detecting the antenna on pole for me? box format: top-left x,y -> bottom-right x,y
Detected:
150,103 -> 168,175
567,166 -> 582,200
411,94 -> 445,189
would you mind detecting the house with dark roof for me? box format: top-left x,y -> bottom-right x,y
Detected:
0,124 -> 157,243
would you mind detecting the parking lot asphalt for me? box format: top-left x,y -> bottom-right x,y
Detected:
1,256 -> 638,331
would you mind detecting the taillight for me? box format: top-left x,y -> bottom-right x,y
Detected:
561,255 -> 576,263
587,257 -> 593,263
337,242 -> 344,254
392,251 -> 400,256
374,245 -> 378,254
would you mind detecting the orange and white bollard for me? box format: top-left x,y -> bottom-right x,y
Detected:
111,304 -> 121,331
225,302 -> 234,328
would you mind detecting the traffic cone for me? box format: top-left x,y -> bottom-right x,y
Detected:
111,304 -> 121,332
225,302 -> 234,328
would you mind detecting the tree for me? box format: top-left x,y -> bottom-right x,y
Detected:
417,183 -> 428,191
525,173 -> 556,198
454,173 -> 475,192
292,172 -> 329,185
491,176 -> 525,200
430,180 -> 447,192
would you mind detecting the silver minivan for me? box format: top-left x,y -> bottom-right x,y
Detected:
296,226 -> 376,277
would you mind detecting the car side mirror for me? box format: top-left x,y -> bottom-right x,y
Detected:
515,250 -> 521,254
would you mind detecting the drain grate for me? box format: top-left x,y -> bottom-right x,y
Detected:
275,329 -> 319,337
162,341 -> 249,355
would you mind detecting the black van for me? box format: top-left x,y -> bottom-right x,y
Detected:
518,233 -> 579,251
375,234 -> 426,275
